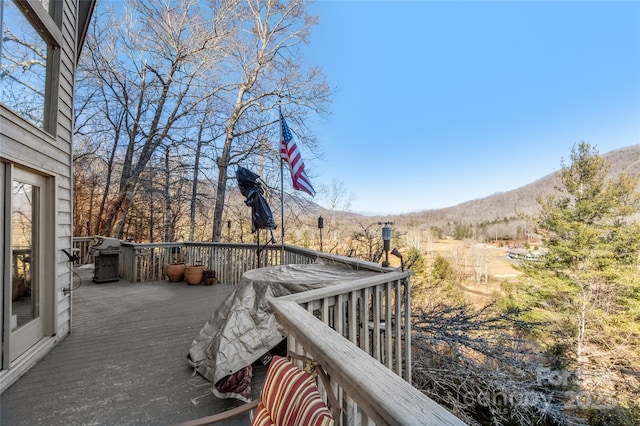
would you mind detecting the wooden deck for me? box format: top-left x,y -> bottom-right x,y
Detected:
1,268 -> 263,425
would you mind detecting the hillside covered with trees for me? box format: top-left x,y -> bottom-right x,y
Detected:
402,143 -> 640,425
388,144 -> 640,244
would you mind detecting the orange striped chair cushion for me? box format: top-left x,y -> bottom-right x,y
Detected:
252,356 -> 334,426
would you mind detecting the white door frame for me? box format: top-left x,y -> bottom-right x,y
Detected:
2,164 -> 55,368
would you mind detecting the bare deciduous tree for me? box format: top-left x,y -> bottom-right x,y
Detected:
316,180 -> 353,252
209,0 -> 331,241
75,0 -> 330,242
77,0 -> 229,238
412,302 -> 586,426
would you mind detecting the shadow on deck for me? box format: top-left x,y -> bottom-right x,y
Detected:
0,267 -> 260,425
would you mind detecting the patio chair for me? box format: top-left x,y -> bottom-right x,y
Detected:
178,354 -> 337,426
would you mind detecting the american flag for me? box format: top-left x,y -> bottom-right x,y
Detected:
279,109 -> 316,196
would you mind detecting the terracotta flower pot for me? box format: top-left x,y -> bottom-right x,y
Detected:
202,269 -> 216,286
166,263 -> 186,282
184,265 -> 205,285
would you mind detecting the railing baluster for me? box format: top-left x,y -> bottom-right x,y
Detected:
361,288 -> 370,354
321,297 -> 329,325
385,281 -> 393,370
372,284 -> 381,361
348,290 -> 357,343
403,278 -> 411,383
335,294 -> 345,338
394,280 -> 402,377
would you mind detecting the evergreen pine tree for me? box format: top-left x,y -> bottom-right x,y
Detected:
518,142 -> 640,420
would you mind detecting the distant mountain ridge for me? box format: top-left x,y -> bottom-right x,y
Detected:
289,145 -> 640,236
391,144 -> 640,228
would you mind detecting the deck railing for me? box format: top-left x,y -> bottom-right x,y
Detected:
72,237 -> 95,266
11,248 -> 31,280
275,271 -> 412,379
271,298 -> 464,425
111,241 -> 390,284
73,238 -> 463,425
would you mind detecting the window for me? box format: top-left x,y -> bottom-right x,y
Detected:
0,0 -> 62,132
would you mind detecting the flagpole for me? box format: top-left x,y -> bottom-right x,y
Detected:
280,159 -> 285,264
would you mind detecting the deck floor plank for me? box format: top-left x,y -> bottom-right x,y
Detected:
1,269 -> 260,425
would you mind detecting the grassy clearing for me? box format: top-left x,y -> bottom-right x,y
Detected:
427,239 -> 522,306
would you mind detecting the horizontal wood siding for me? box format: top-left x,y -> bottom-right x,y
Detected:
54,0 -> 79,340
57,0 -> 75,144
1,0 -> 80,355
0,111 -> 67,174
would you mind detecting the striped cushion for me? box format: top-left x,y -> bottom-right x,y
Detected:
252,401 -> 275,426
252,356 -> 333,426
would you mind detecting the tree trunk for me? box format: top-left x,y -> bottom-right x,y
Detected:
212,89 -> 247,242
96,115 -> 122,236
212,157 -> 229,242
190,115 -> 206,242
576,285 -> 588,367
163,147 -> 172,242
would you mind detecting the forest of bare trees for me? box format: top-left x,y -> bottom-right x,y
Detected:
72,0 -> 400,262
74,0 -> 330,243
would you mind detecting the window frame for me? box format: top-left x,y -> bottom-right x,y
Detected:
1,0 -> 63,134
13,0 -> 63,48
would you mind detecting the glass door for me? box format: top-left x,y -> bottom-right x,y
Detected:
9,168 -> 46,362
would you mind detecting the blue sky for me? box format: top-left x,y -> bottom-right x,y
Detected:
302,0 -> 640,215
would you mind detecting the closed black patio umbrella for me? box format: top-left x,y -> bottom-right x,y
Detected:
236,167 -> 275,263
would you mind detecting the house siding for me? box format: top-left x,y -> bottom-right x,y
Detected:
1,0 -> 87,391
54,0 -> 79,340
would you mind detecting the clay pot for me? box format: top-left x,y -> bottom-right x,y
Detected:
184,265 -> 205,285
166,263 -> 186,282
202,269 -> 216,286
